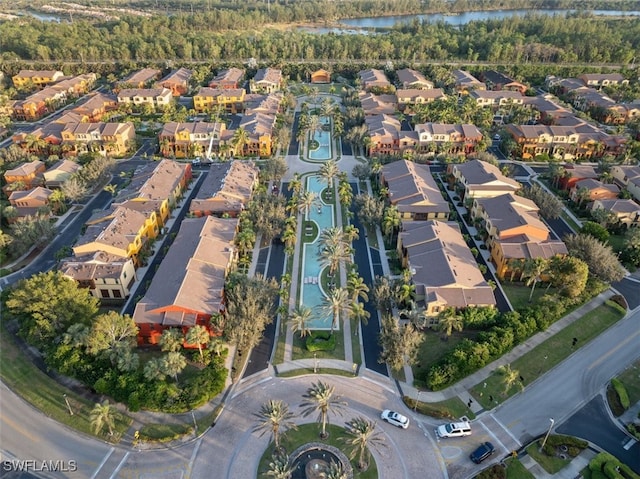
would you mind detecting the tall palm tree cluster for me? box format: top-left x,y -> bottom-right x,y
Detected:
257,380 -> 386,478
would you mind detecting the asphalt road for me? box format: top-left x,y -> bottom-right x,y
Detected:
557,395 -> 640,473
493,307 -> 640,446
611,277 -> 640,310
349,183 -> 387,376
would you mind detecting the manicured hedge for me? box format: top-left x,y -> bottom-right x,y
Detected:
611,378 -> 630,410
305,331 -> 336,352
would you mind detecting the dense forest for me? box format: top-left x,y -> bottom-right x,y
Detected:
1,10 -> 639,65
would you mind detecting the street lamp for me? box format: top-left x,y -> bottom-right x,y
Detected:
63,394 -> 73,416
414,391 -> 423,412
314,353 -> 318,374
540,418 -> 554,452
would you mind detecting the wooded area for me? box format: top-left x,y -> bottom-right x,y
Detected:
1,4 -> 639,65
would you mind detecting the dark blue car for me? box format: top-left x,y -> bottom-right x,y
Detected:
470,442 -> 495,464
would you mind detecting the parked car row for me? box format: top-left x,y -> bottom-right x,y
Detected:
380,410 -> 496,465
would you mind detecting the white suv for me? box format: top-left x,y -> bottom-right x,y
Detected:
436,421 -> 472,438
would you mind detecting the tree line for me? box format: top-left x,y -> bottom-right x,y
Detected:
1,11 -> 639,65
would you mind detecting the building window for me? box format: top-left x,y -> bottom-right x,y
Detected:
113,290 -> 122,298
100,289 -> 110,298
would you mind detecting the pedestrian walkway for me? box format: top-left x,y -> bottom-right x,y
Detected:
400,289 -> 615,405
519,447 -> 597,479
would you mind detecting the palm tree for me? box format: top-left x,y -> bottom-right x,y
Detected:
264,453 -> 294,479
300,381 -> 347,439
325,461 -> 348,479
253,400 -> 297,451
319,161 -> 339,190
342,416 -> 386,470
382,205 -> 401,244
297,191 -> 317,217
346,272 -> 369,303
143,357 -> 167,382
48,189 -> 67,214
522,258 -> 548,302
321,287 -> 350,335
288,173 -> 302,197
159,328 -> 184,352
185,324 -> 210,361
349,301 -> 370,336
288,306 -> 312,339
162,351 -> 187,383
308,114 -> 321,142
500,363 -> 524,395
90,400 -> 117,437
437,307 -> 464,338
232,127 -> 250,157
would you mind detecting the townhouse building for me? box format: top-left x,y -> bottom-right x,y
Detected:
250,68 -> 283,93
470,193 -> 567,280
12,70 -> 64,89
396,88 -> 446,112
380,160 -> 450,221
189,161 -> 259,218
193,87 -> 246,114
359,69 -> 392,91
3,160 -> 46,191
415,123 -> 482,155
591,199 -> 640,228
43,159 -> 82,189
208,67 -> 245,89
8,186 -> 53,218
159,121 -> 227,159
398,220 -> 496,317
117,88 -> 173,109
396,68 -> 434,90
238,112 -> 276,157
452,69 -> 485,93
156,67 -> 192,96
569,178 -> 619,202
611,165 -> 640,203
448,159 -> 521,199
132,216 -> 238,345
116,68 -> 161,89
469,90 -> 524,109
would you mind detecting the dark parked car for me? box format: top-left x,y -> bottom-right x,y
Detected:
470,442 -> 495,464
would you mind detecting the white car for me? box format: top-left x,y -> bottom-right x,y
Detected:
191,157 -> 201,165
436,420 -> 472,438
381,409 -> 409,429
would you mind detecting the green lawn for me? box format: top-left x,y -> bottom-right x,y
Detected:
412,329 -> 477,384
505,457 -> 535,479
139,423 -> 193,442
471,301 -> 626,409
561,211 -> 581,233
0,328 -> 132,442
617,359 -> 640,406
501,283 -> 556,311
526,441 -> 571,474
608,234 -> 626,253
258,423 -> 378,479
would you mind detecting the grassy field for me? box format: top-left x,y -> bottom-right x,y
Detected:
412,329 -> 478,384
501,283 -> 555,311
505,457 -> 536,478
471,301 -> 626,409
0,328 -> 132,442
139,423 -> 193,442
257,423 -> 378,479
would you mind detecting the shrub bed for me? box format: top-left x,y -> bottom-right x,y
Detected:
305,332 -> 336,352
589,452 -> 640,479
612,378 -> 631,411
542,434 -> 588,457
419,279 -> 608,391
